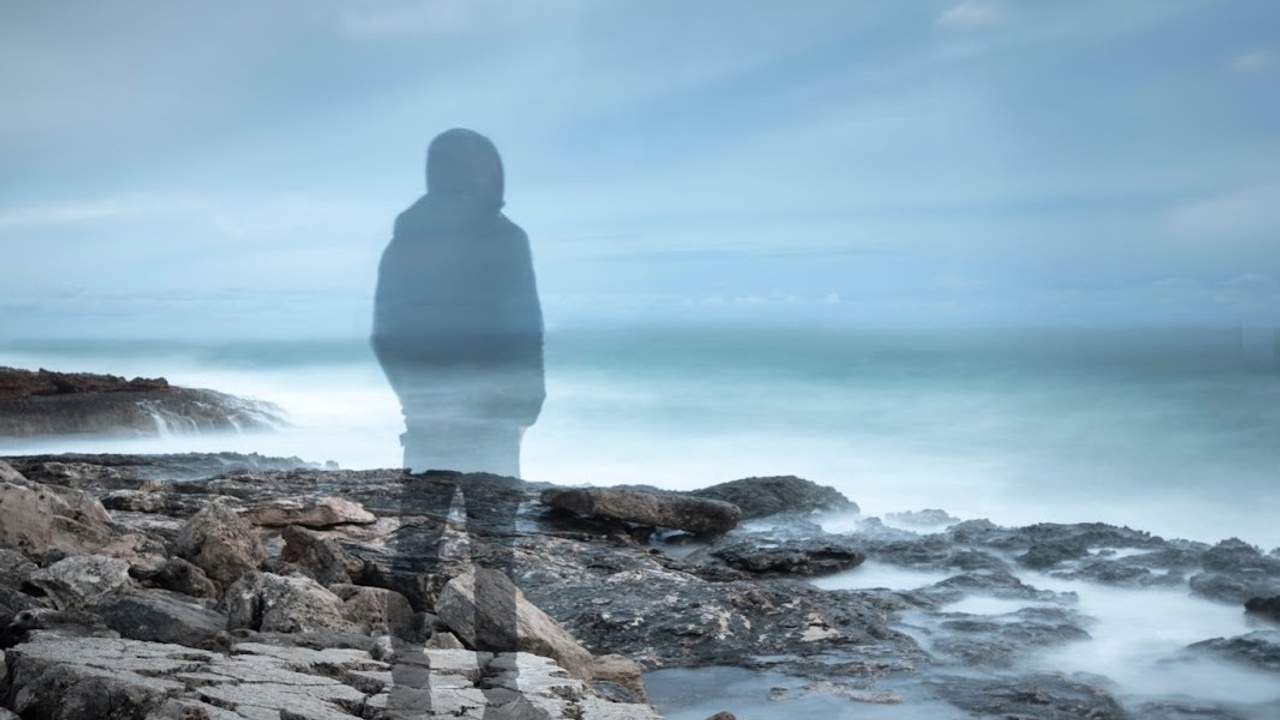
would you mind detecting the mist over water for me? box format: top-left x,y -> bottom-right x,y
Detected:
3,323 -> 1278,549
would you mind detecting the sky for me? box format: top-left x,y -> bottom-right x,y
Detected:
1,0 -> 1278,339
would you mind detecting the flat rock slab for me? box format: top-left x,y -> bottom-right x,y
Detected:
541,487 -> 741,535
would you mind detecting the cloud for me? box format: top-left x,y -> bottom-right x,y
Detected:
936,1 -> 1007,30
1149,277 -> 1200,288
0,196 -> 195,229
1231,49 -> 1274,72
1223,273 -> 1274,287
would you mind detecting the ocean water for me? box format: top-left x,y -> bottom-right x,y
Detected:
2,322 -> 1278,551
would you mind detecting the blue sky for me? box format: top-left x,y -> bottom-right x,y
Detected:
1,0 -> 1277,338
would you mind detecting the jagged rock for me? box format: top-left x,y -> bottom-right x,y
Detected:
1246,595 -> 1280,622
0,366 -> 286,440
687,475 -> 856,519
146,557 -> 219,600
588,653 -> 648,703
330,584 -> 416,638
220,571 -> 361,635
692,536 -> 867,577
240,496 -> 376,528
1189,572 -> 1280,604
541,487 -> 741,535
92,590 -> 227,647
0,466 -> 115,561
173,503 -> 266,589
280,524 -> 361,586
2,608 -> 116,646
437,567 -> 595,680
929,672 -> 1128,719
884,508 -> 959,528
1186,629 -> 1280,673
27,555 -> 132,610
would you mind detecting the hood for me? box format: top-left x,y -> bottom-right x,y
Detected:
425,128 -> 505,212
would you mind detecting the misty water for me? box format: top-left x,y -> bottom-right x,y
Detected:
4,322 -> 1278,717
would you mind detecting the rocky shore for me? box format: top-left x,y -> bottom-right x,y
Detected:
0,368 -> 286,441
0,453 -> 1278,719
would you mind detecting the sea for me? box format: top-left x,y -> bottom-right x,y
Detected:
4,322 -> 1279,717
4,322 -> 1277,550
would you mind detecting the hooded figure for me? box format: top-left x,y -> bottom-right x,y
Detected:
372,129 -> 545,476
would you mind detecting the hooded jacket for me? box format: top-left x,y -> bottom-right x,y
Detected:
372,129 -> 545,427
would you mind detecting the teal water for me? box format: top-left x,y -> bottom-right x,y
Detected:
3,323 -> 1278,548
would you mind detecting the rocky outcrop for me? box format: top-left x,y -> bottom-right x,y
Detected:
540,487 -> 741,535
687,475 -> 857,519
0,366 -> 286,441
1246,595 -> 1280,623
3,453 -> 1280,719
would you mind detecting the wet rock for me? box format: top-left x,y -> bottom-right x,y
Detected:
1186,629 -> 1280,673
0,366 -> 286,440
1189,572 -> 1280,605
542,487 -> 741,535
884,508 -> 959,528
929,672 -> 1127,719
687,475 -> 856,519
92,590 -> 226,646
690,536 -> 867,578
437,567 -> 595,680
173,502 -> 267,590
1245,595 -> 1280,623
240,496 -> 376,528
220,571 -> 361,635
27,555 -> 132,610
923,606 -> 1090,669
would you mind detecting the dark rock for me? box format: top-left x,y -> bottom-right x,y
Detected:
92,590 -> 226,646
929,672 -> 1127,720
145,557 -> 219,600
923,606 -> 1090,669
0,366 -> 286,441
884,508 -> 958,528
541,487 -> 741,535
280,524 -> 361,586
687,476 -> 856,519
1017,541 -> 1090,570
1245,595 -> 1280,622
1189,572 -> 1280,605
1186,630 -> 1280,673
690,536 -> 866,577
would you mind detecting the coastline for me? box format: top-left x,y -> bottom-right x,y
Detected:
0,452 -> 1277,719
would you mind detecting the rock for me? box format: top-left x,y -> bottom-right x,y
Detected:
0,635 -> 386,720
2,607 -> 117,645
173,502 -> 267,590
240,496 -> 376,528
589,653 -> 648,703
221,571 -> 361,635
330,584 -> 416,638
437,567 -> 596,680
92,590 -> 227,646
694,536 -> 867,577
146,557 -> 219,600
1189,572 -> 1280,604
280,524 -> 362,586
1245,595 -> 1280,622
0,366 -> 286,440
884,508 -> 959,528
1186,630 -> 1280,673
687,475 -> 856,519
541,487 -> 741,535
703,713 -> 736,720
27,555 -> 132,610
929,672 -> 1128,720
0,468 -> 115,561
